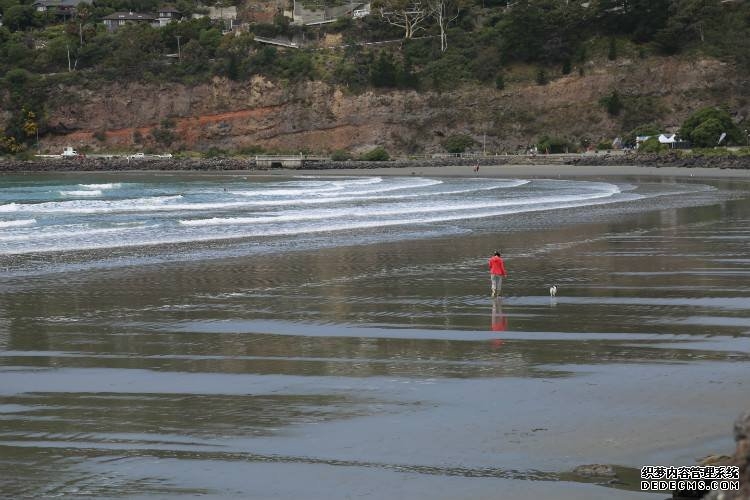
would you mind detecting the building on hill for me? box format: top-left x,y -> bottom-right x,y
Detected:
157,6 -> 181,27
193,5 -> 237,32
103,11 -> 158,30
289,0 -> 370,25
33,0 -> 89,17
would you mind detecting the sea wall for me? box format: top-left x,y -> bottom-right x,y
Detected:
569,152 -> 750,170
2,153 -> 750,172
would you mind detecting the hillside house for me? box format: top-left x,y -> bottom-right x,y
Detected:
157,7 -> 181,26
193,5 -> 237,31
289,0 -> 370,26
33,0 -> 89,17
103,11 -> 158,30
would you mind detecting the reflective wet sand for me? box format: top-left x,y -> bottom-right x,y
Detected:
1,172 -> 749,499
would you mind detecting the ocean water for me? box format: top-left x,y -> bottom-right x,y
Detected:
0,173 -> 717,265
0,171 -> 748,499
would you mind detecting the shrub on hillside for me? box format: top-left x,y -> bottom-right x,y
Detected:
360,147 -> 389,161
331,149 -> 351,161
442,134 -> 476,154
638,137 -> 666,153
599,90 -> 623,116
537,135 -> 575,154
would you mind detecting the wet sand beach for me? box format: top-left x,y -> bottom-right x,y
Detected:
0,165 -> 748,499
302,162 -> 750,179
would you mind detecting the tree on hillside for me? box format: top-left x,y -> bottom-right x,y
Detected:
373,0 -> 429,39
370,51 -> 397,87
426,0 -> 462,52
3,4 -> 35,31
653,0 -> 721,54
442,133 -> 475,153
497,1 -> 543,61
680,107 -> 742,147
595,0 -> 670,42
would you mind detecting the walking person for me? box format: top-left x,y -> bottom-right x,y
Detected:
488,250 -> 507,297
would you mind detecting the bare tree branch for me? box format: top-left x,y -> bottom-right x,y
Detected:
375,0 -> 429,39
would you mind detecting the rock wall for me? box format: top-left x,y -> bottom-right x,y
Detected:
37,56 -> 747,155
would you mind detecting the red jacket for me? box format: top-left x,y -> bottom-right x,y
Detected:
489,255 -> 507,276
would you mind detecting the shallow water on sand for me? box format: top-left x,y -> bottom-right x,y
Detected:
1,172 -> 749,499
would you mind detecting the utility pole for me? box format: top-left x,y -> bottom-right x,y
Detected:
175,35 -> 182,62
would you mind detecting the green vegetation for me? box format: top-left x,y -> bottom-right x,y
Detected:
360,146 -> 390,161
2,0 -> 750,150
537,135 -> 575,154
442,134 -> 475,153
679,107 -> 743,147
638,137 -> 667,153
600,90 -> 623,116
330,149 -> 351,161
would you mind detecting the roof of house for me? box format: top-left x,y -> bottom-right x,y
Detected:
103,11 -> 157,20
158,7 -> 180,13
33,0 -> 89,7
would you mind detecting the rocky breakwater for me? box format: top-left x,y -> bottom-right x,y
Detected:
0,157 -> 256,172
569,152 -> 750,170
0,156 -> 520,173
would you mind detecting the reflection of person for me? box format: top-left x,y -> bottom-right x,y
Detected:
491,299 -> 508,332
488,250 -> 507,297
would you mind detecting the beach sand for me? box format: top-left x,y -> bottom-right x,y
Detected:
300,162 -> 750,179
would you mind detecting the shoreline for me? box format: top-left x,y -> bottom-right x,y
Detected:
298,163 -> 750,179
3,161 -> 750,179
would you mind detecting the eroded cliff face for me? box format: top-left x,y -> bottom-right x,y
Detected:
39,56 -> 746,154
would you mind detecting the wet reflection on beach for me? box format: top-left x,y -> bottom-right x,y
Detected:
1,175 -> 749,499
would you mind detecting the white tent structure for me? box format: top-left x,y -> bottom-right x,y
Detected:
658,134 -> 677,144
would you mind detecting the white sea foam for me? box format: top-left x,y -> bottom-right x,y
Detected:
60,190 -> 103,197
0,225 -> 143,243
0,177 -> 649,255
5,195 -> 184,214
179,185 -> 621,227
0,191 -> 642,255
232,177 -> 438,199
78,183 -> 122,190
0,203 -> 19,213
0,219 -> 36,228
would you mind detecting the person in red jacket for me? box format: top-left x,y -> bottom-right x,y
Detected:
488,250 -> 507,297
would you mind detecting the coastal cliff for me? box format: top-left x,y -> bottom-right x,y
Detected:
24,56 -> 750,155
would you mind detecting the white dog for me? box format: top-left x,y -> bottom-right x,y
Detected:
549,285 -> 557,297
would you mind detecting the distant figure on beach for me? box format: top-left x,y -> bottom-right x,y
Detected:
474,163 -> 480,173
488,250 -> 507,297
